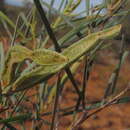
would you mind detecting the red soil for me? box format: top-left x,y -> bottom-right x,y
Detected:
0,39 -> 130,130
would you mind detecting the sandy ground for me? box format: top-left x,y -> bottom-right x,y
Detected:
0,38 -> 130,130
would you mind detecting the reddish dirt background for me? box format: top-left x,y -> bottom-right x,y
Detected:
56,46 -> 130,130
0,38 -> 130,130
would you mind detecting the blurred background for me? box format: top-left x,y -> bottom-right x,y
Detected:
1,0 -> 103,16
4,0 -> 102,11
1,0 -> 130,130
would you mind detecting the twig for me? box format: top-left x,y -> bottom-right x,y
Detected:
33,0 -> 61,52
33,0 -> 81,110
72,83 -> 130,129
50,73 -> 61,130
111,34 -> 125,94
81,41 -> 103,109
10,91 -> 27,117
104,34 -> 125,98
82,57 -> 93,109
40,96 -> 130,117
11,15 -> 21,46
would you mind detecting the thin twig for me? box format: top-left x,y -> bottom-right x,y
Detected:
82,57 -> 93,109
104,34 -> 125,98
11,15 -> 21,47
50,73 -> 61,130
72,84 -> 130,129
33,0 -> 61,52
33,0 -> 81,110
81,41 -> 103,109
10,90 -> 27,117
111,34 -> 125,93
40,95 -> 130,118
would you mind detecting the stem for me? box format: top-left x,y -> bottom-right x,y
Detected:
50,73 -> 61,130
33,0 -> 81,104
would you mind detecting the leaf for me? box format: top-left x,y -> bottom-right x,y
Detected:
62,24 -> 121,63
0,42 -> 5,81
47,57 -> 83,105
1,45 -> 68,89
30,49 -> 68,65
2,24 -> 121,93
2,45 -> 32,86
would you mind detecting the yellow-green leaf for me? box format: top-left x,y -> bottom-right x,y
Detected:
2,45 -> 31,85
2,45 -> 68,88
2,24 -> 121,93
30,49 -> 68,65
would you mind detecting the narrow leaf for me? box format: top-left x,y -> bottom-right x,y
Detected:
2,25 -> 121,93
